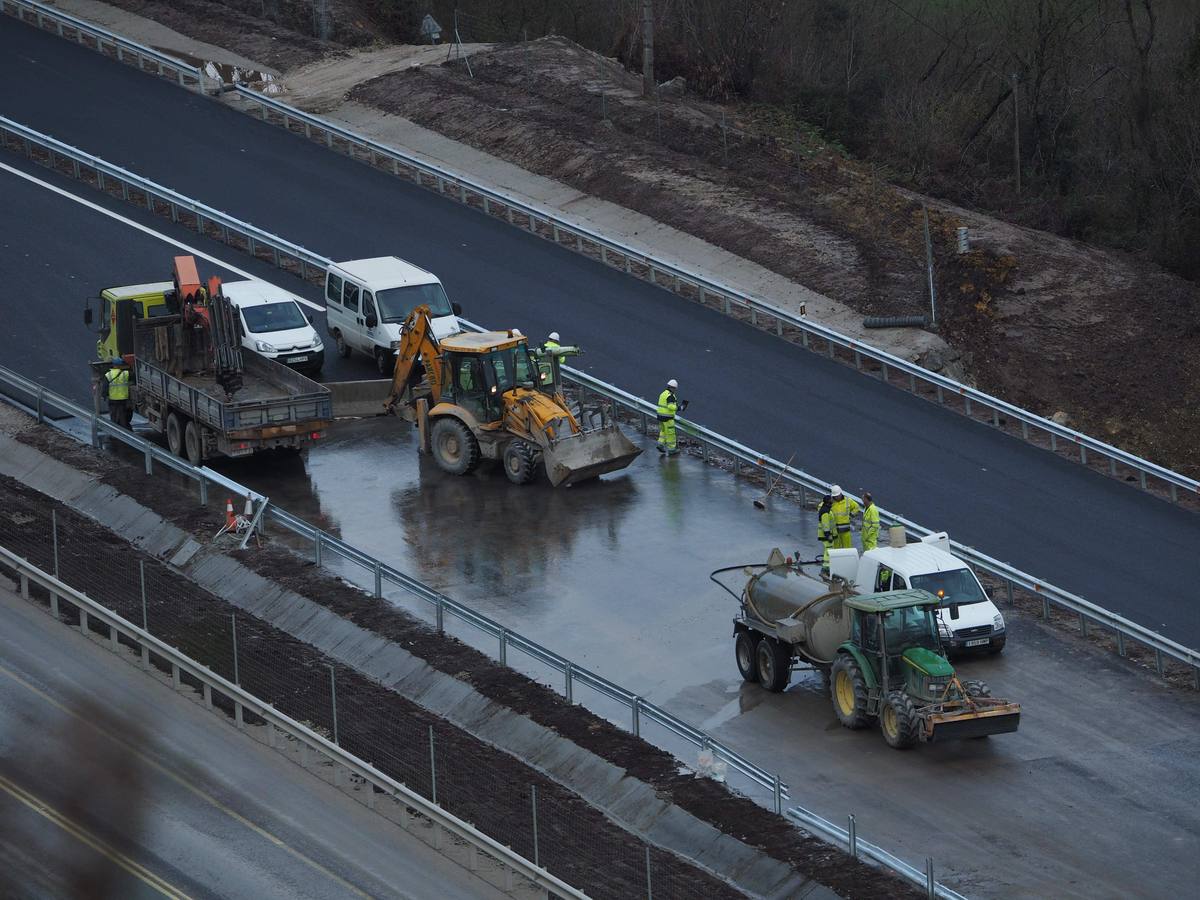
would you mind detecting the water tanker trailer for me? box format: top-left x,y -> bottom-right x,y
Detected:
712,550 -> 1021,749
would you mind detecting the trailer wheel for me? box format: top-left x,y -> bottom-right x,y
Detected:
166,412 -> 184,457
735,630 -> 760,684
830,654 -> 872,729
756,638 -> 791,693
184,420 -> 203,466
333,331 -> 350,358
962,679 -> 992,698
430,418 -> 480,476
880,691 -> 919,749
502,440 -> 537,485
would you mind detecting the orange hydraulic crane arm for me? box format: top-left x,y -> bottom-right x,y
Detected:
384,305 -> 443,412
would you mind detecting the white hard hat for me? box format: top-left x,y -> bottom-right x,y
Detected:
512,328 -> 523,336
831,485 -> 843,496
667,378 -> 678,388
548,331 -> 560,341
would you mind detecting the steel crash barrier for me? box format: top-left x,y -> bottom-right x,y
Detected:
4,0 -> 1198,507
1,112 -> 1197,685
0,544 -> 588,900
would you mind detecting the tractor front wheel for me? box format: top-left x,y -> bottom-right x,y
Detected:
880,691 -> 920,749
430,418 -> 480,476
830,654 -> 871,729
756,637 -> 791,692
735,630 -> 760,683
502,440 -> 537,485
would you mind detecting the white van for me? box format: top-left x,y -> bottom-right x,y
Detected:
829,532 -> 1006,655
324,257 -> 461,374
223,280 -> 324,375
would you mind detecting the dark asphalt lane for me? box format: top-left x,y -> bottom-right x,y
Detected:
1,17 -> 1197,648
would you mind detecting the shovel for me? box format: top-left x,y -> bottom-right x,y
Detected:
753,452 -> 796,510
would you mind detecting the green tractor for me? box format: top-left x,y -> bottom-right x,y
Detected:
830,590 -> 1021,749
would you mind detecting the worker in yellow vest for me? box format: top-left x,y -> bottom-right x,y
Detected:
817,494 -> 835,571
104,356 -> 132,428
861,491 -> 880,552
656,378 -> 687,455
829,485 -> 860,550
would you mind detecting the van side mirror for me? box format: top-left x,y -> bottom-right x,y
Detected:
84,307 -> 93,326
365,313 -> 378,329
949,603 -> 960,621
451,302 -> 463,316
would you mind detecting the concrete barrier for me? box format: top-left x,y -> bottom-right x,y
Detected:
326,379 -> 392,418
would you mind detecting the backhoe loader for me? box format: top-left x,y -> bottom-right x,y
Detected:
383,306 -> 641,486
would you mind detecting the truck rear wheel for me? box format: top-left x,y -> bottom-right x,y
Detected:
756,638 -> 791,693
184,420 -> 203,466
502,440 -> 537,485
735,630 -> 760,684
166,412 -> 183,457
830,654 -> 871,730
431,418 -> 480,476
880,691 -> 920,749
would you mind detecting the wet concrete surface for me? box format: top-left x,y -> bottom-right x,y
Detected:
204,416 -> 1200,900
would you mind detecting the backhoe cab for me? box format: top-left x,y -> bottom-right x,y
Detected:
830,590 -> 1021,749
384,306 -> 641,486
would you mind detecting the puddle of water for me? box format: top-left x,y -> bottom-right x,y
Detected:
154,46 -> 284,94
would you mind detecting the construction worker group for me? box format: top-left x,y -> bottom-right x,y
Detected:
817,486 -> 879,569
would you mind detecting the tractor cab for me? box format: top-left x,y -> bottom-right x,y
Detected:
437,331 -> 541,423
846,590 -> 953,701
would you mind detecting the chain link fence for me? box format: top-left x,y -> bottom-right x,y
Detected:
0,480 -> 740,900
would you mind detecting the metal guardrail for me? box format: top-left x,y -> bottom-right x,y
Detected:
0,543 -> 588,900
2,0 -> 204,90
220,91 -> 1200,508
2,110 -> 1196,685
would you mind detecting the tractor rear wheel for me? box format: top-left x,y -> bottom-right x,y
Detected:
830,654 -> 872,730
962,679 -> 992,698
756,638 -> 791,692
430,418 -> 480,476
735,630 -> 760,683
502,440 -> 537,485
183,420 -> 203,466
880,691 -> 920,749
166,412 -> 183,457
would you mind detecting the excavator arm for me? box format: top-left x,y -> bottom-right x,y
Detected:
384,305 -> 443,413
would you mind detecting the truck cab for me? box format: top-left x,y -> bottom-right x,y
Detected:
324,257 -> 461,375
829,532 -> 1006,655
90,281 -> 174,362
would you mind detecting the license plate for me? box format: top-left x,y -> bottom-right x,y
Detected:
288,355 -> 308,363
965,638 -> 990,647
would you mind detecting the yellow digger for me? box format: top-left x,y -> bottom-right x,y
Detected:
384,307 -> 642,485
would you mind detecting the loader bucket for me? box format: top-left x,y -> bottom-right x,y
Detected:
541,425 -> 643,486
926,702 -> 1021,742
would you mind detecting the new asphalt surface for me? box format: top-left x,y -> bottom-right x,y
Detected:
1,16 -> 1197,652
0,581 -> 510,900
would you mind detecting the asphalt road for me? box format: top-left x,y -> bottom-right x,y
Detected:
3,17 -> 1196,650
0,579 -> 510,900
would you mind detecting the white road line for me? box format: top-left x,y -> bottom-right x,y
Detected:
0,160 -> 325,312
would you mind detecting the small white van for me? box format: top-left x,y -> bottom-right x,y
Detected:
324,257 -> 461,374
223,280 -> 324,375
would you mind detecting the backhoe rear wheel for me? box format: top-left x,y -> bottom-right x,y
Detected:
880,691 -> 920,749
735,630 -> 760,684
431,418 -> 480,476
756,637 -> 792,693
830,654 -> 872,730
166,412 -> 183,457
502,440 -> 537,485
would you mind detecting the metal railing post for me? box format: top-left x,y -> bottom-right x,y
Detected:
645,846 -> 653,900
925,857 -> 935,899
848,814 -> 857,858
531,784 -> 540,868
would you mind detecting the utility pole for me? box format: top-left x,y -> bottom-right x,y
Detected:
1011,72 -> 1021,195
641,0 -> 655,99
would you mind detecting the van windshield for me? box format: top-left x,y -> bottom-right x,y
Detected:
241,301 -> 308,334
376,283 -> 453,323
910,570 -> 988,607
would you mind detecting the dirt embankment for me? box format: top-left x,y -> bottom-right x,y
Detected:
10,423 -> 920,900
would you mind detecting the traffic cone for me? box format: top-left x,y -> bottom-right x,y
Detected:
224,498 -> 235,529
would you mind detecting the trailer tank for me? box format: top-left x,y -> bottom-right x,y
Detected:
743,563 -> 853,666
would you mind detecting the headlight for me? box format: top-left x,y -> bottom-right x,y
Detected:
993,613 -> 1005,632
311,333 -> 323,349
255,340 -> 276,352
